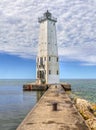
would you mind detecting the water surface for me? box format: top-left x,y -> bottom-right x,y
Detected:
0,79 -> 43,130
0,79 -> 96,130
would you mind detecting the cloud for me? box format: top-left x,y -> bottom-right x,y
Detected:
0,0 -> 96,65
59,45 -> 96,65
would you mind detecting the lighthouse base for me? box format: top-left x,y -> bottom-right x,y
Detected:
47,75 -> 59,84
23,82 -> 71,91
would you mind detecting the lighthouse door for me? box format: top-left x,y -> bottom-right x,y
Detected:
39,71 -> 45,83
39,71 -> 44,79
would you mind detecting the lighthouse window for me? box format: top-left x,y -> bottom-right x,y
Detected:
57,70 -> 59,75
49,70 -> 51,74
49,57 -> 51,61
44,57 -> 46,61
40,57 -> 43,65
57,57 -> 58,62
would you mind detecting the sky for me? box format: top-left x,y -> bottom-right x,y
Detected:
0,0 -> 96,79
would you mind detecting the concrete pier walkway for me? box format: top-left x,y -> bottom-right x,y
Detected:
17,85 -> 89,130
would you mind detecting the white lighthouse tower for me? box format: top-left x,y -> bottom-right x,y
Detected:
36,10 -> 59,84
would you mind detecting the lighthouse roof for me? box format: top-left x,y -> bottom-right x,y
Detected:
38,10 -> 57,23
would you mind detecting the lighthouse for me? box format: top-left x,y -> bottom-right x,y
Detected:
36,10 -> 59,84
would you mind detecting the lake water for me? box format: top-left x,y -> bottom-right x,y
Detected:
63,79 -> 96,103
0,79 -> 96,130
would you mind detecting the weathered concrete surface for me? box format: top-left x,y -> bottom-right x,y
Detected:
23,83 -> 49,91
17,85 -> 89,130
23,82 -> 71,91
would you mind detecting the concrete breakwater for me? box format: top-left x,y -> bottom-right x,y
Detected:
23,82 -> 71,91
17,85 -> 89,130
